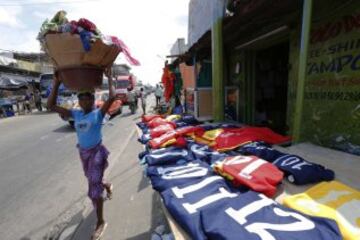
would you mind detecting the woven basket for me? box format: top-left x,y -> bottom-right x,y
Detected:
57,66 -> 104,91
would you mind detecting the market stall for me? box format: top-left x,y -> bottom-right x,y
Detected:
136,114 -> 360,240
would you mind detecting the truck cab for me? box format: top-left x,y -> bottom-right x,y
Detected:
115,75 -> 136,104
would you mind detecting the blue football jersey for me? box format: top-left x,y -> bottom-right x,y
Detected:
272,154 -> 335,185
175,121 -> 191,128
188,142 -> 228,164
143,146 -> 194,166
136,122 -> 148,132
138,133 -> 151,144
161,175 -> 238,240
239,142 -> 284,162
174,114 -> 200,125
201,191 -> 342,240
147,160 -> 213,192
198,123 -> 243,131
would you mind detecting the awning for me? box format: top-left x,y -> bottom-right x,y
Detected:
0,56 -> 17,66
0,76 -> 28,91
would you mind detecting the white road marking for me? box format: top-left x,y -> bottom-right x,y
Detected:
56,138 -> 63,143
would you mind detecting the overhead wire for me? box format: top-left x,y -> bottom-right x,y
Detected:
0,0 -> 101,7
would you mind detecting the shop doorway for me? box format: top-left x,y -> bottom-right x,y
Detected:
254,41 -> 289,134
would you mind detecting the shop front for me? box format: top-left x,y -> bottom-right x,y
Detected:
224,0 -> 360,152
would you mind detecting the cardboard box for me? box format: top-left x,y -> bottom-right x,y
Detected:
45,33 -> 85,67
44,33 -> 120,68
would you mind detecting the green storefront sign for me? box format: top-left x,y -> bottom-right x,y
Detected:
299,3 -> 360,150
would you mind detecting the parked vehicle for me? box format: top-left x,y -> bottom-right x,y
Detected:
39,73 -> 54,110
95,90 -> 123,116
40,73 -> 79,126
0,98 -> 15,117
115,75 -> 136,104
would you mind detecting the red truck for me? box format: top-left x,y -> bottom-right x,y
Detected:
115,74 -> 136,104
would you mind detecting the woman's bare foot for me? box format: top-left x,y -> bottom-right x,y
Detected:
104,183 -> 113,200
91,221 -> 108,240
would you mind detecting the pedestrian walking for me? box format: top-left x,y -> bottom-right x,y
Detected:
127,87 -> 137,114
47,67 -> 115,240
155,84 -> 162,108
140,88 -> 147,115
24,92 -> 32,114
34,89 -> 42,111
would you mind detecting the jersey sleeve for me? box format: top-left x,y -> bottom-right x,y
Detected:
96,108 -> 105,120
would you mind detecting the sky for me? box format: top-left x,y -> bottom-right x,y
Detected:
0,0 -> 190,85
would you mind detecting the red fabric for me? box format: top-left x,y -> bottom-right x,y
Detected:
149,131 -> 177,149
176,126 -> 205,137
161,67 -> 175,102
214,127 -> 291,151
69,20 -> 79,34
142,114 -> 162,123
172,136 -> 188,148
216,155 -> 283,197
77,18 -> 97,32
147,117 -> 175,129
150,124 -> 175,138
107,36 -> 141,66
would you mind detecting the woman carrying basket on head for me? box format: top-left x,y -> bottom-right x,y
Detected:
47,67 -> 115,240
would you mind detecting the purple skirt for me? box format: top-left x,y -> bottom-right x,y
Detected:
78,143 -> 109,206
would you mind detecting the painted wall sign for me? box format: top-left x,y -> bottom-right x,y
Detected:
301,2 -> 360,152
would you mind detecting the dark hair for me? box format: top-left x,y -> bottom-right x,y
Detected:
140,88 -> 144,91
77,92 -> 94,99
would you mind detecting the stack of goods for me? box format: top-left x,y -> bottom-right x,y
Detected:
134,114 -> 356,240
37,10 -> 140,90
161,64 -> 183,103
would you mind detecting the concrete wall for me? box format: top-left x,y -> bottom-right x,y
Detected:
188,0 -> 226,47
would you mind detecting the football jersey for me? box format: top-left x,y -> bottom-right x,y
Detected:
272,154 -> 335,185
239,142 -> 284,162
198,123 -> 242,131
213,127 -> 291,152
200,191 -> 342,240
213,155 -> 283,197
174,114 -> 200,126
138,133 -> 151,144
165,114 -> 181,122
147,160 -> 213,192
187,142 -> 228,164
142,114 -> 162,123
284,181 -> 360,240
161,175 -> 238,240
148,117 -> 173,129
143,146 -> 194,166
149,123 -> 175,138
149,130 -> 177,149
136,122 -> 148,132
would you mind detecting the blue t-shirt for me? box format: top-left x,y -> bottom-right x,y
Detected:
72,109 -> 104,149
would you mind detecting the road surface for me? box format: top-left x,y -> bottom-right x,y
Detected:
0,108 -> 141,240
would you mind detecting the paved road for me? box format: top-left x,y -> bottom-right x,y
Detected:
0,107 -> 142,240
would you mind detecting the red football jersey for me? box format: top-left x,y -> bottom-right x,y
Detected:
150,123 -> 175,138
214,155 -> 284,197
